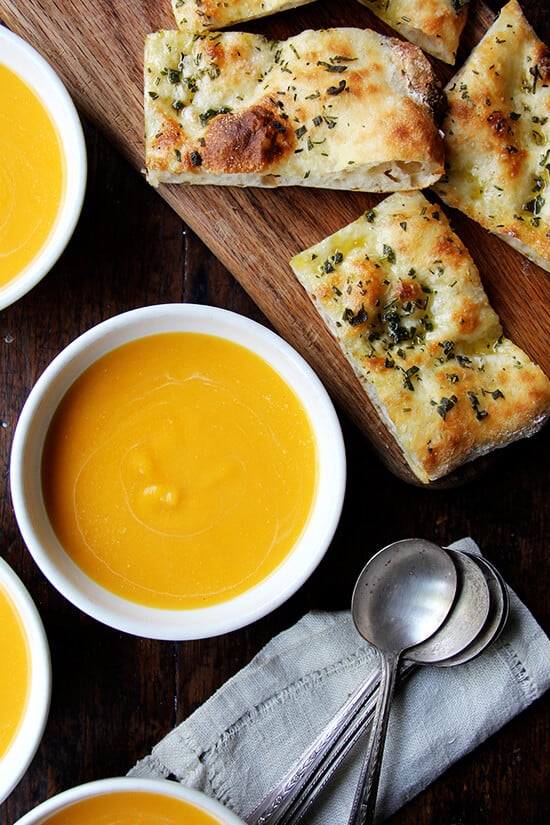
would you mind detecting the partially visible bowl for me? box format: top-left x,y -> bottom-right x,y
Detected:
13,776 -> 246,825
0,26 -> 86,310
10,304 -> 346,640
0,556 -> 51,805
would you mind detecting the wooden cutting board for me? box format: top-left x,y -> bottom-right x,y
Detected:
2,0 -> 548,486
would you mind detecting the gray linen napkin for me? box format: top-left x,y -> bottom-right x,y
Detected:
128,538 -> 550,823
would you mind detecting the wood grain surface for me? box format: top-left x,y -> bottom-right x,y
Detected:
1,0 -> 549,485
0,3 -> 548,825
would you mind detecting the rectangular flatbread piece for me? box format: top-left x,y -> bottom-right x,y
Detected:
171,0 -> 316,31
290,191 -> 550,483
433,0 -> 550,272
356,0 -> 469,64
144,27 -> 444,190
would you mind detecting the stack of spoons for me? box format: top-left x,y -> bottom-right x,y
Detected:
248,539 -> 510,825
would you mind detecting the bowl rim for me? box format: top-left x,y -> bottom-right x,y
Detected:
13,776 -> 246,825
0,25 -> 87,310
10,304 -> 346,640
0,556 -> 51,805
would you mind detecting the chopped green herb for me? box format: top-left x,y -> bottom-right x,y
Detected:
402,365 -> 420,391
343,306 -> 368,326
467,391 -> 489,420
320,251 -> 344,273
199,106 -> 232,126
327,80 -> 346,96
522,194 -> 545,216
439,340 -> 455,359
431,395 -> 458,420
316,60 -> 347,73
382,244 -> 396,264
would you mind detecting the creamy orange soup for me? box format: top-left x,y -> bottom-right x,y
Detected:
0,582 -> 30,759
0,64 -> 65,285
41,790 -> 223,825
42,333 -> 318,609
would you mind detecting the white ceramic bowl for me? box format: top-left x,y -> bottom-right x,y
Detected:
13,776 -> 246,825
0,556 -> 51,805
0,26 -> 87,310
10,304 -> 346,640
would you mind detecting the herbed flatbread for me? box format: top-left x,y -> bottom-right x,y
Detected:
144,27 -> 445,189
172,0 -> 468,65
171,0 -> 316,31
433,0 -> 550,272
290,191 -> 550,483
357,0 -> 469,64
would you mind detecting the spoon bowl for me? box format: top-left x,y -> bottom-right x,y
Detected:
351,538 -> 458,653
434,553 -> 509,667
407,547 -> 491,665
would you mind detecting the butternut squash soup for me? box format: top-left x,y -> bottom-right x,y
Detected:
42,333 -> 318,609
0,64 -> 65,284
0,582 -> 30,760
40,790 -> 223,825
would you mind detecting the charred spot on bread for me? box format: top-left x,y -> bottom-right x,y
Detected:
201,103 -> 295,173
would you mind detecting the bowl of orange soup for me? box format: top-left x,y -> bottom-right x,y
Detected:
0,556 -> 51,804
0,26 -> 86,310
13,777 -> 246,825
11,304 -> 346,639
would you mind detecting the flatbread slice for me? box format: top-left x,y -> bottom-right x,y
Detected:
171,0 -> 316,31
356,0 -> 469,64
290,191 -> 550,483
433,0 -> 550,272
144,27 -> 445,189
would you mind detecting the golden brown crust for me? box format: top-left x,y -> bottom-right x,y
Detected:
290,191 -> 550,483
433,0 -> 550,272
144,28 -> 445,190
356,0 -> 469,64
201,102 -> 296,174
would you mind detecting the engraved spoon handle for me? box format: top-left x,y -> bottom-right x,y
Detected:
247,662 -> 416,825
347,651 -> 400,825
279,662 -> 416,825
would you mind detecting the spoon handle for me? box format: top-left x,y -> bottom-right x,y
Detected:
247,666 -> 382,825
246,662 -> 417,825
347,652 -> 400,825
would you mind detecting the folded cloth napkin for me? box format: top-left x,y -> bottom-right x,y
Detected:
128,538 -> 550,823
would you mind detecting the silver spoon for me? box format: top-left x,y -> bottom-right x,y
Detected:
248,544 -> 482,825
248,547 -> 506,825
347,539 -> 457,825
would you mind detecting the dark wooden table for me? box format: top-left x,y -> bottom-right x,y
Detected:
1,2 -> 548,823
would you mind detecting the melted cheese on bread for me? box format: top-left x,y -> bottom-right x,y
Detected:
357,0 -> 469,64
171,0 -> 316,31
144,27 -> 445,189
434,0 -> 550,272
290,191 -> 550,483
